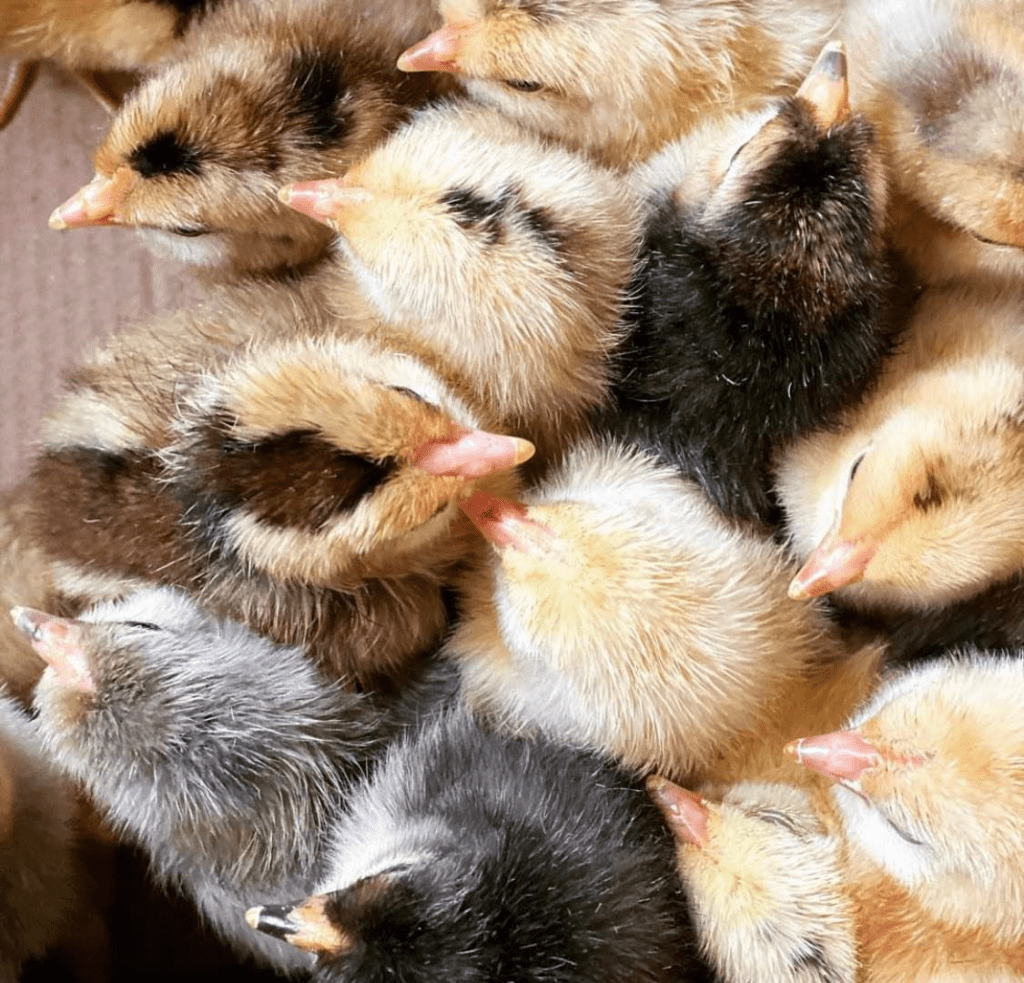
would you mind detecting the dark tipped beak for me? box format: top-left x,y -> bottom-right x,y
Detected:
245,895 -> 350,955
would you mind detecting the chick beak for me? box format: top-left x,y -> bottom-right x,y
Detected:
459,489 -> 557,554
795,40 -> 850,130
278,179 -> 375,231
785,730 -> 880,782
788,534 -> 875,600
412,428 -> 534,479
246,896 -> 350,955
646,776 -> 711,848
48,166 -> 135,230
396,24 -> 465,73
9,607 -> 95,693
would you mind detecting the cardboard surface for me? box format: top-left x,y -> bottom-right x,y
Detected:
0,60 -> 193,490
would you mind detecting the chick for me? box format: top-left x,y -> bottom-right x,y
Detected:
246,706 -> 710,983
0,689 -> 79,981
47,0 -> 452,275
607,41 -> 896,529
841,0 -> 1024,283
648,777 -> 858,983
280,100 -> 641,465
395,0 -> 843,168
9,275 -> 528,693
789,653 -> 1024,979
445,435 -> 882,783
21,586 -> 414,973
779,279 -> 1024,620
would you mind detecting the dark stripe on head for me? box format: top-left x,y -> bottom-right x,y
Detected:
907,51 -> 1000,146
791,940 -> 843,983
484,0 -> 569,22
520,203 -> 566,254
128,129 -> 204,179
179,414 -> 398,535
440,187 -> 507,244
285,48 -> 353,150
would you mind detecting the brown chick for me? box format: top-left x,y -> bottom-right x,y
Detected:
394,0 -> 845,168
0,275 -> 530,695
445,435 -> 883,784
648,777 -> 858,983
46,0 -> 451,276
789,653 -> 1024,980
841,0 -> 1024,285
279,101 -> 642,466
779,278 -> 1024,618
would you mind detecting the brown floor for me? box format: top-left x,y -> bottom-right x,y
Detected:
0,60 -> 193,491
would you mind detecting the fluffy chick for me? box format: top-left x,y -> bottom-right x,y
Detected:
21,586 -> 439,974
281,101 -> 641,467
648,778 -> 858,983
395,0 -> 843,168
607,41 -> 896,529
0,690 -> 79,981
47,0 -> 451,275
780,278 -> 1024,618
841,0 -> 1024,283
9,275 -> 526,692
445,436 -> 879,783
247,705 -> 711,983
790,653 -> 1024,979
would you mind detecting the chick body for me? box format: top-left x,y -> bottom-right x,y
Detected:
397,0 -> 843,168
49,0 -> 451,275
447,436 -> 883,784
779,278 -> 1024,636
608,43 -> 895,528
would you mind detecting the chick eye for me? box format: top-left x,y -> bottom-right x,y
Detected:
503,79 -> 542,92
848,450 -> 868,482
170,226 -> 209,238
121,620 -> 162,631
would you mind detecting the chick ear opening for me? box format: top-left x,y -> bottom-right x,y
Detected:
795,41 -> 850,131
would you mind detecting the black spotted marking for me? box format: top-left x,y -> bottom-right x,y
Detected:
441,186 -> 507,244
285,48 -> 353,150
129,129 -> 204,179
520,203 -> 566,254
181,415 -> 398,534
913,471 -> 944,512
790,940 -> 843,983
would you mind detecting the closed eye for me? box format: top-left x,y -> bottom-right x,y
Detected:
121,620 -> 163,631
503,79 -> 542,92
170,226 -> 210,237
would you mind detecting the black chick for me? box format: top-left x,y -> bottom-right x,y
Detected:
247,708 -> 713,983
607,42 -> 897,529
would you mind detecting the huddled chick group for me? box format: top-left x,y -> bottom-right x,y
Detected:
3,0 -> 1024,980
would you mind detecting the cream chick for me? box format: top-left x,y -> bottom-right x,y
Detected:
649,777 -> 858,983
781,279 -> 1024,611
790,654 -> 1024,978
396,0 -> 844,167
282,102 -> 641,464
446,437 -> 859,781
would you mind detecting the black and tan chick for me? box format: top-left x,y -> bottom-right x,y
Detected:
47,0 -> 451,276
788,653 -> 1024,979
396,0 -> 843,168
280,100 -> 641,465
445,436 -> 884,784
246,705 -> 711,983
3,275 -> 529,693
606,42 -> 895,529
0,689 -> 79,982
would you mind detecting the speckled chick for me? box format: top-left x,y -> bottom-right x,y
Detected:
779,278 -> 1024,632
841,0 -> 1024,285
445,436 -> 882,784
648,778 -> 858,983
47,0 -> 451,275
0,688 -> 78,981
789,653 -> 1024,980
280,100 -> 642,468
6,275 -> 527,693
20,586 -> 453,975
607,41 -> 896,529
395,0 -> 843,168
246,705 -> 713,983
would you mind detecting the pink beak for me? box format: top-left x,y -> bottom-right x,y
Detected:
397,24 -> 465,73
48,166 -> 136,230
10,606 -> 95,693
